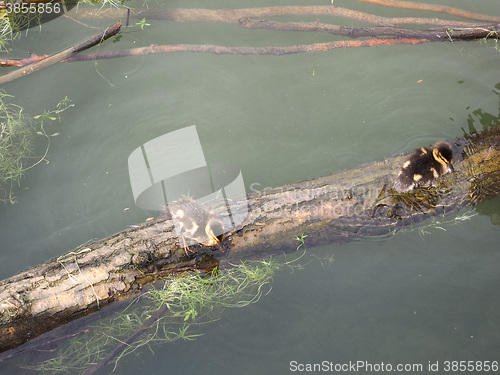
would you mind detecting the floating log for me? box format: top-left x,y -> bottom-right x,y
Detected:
0,126 -> 499,353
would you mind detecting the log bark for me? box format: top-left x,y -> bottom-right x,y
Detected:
0,127 -> 499,353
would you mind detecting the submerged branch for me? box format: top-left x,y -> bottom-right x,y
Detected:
0,39 -> 431,67
0,18 -> 495,67
0,20 -> 121,84
357,0 -> 500,23
85,304 -> 168,375
75,5 -> 495,27
0,4 -> 496,68
238,19 -> 499,41
62,38 -> 430,61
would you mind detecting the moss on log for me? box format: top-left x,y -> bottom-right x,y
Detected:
1,126 -> 499,352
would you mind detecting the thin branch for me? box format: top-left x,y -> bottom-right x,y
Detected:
58,38 -> 430,62
0,20 -> 121,84
0,38 -> 431,67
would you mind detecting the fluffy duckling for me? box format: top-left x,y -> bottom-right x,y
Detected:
168,198 -> 225,254
393,142 -> 454,193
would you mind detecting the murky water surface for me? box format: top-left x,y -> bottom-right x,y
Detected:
1,0 -> 499,373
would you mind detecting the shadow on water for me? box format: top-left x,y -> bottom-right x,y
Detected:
462,82 -> 500,135
461,82 -> 500,226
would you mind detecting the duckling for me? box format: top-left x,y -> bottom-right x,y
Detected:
168,198 -> 225,255
393,142 -> 454,193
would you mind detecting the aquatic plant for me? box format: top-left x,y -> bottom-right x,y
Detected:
29,259 -> 280,374
135,17 -> 150,30
0,92 -> 73,203
0,91 -> 33,203
294,233 -> 308,251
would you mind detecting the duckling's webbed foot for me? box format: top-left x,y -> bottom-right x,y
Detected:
181,234 -> 197,257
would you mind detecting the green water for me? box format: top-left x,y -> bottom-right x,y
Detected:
1,0 -> 499,373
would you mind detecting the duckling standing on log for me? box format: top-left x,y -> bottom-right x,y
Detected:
168,198 -> 225,255
393,142 -> 454,193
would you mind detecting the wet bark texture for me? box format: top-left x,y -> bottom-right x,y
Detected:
1,126 -> 499,352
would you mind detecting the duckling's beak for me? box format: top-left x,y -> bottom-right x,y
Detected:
447,163 -> 454,173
